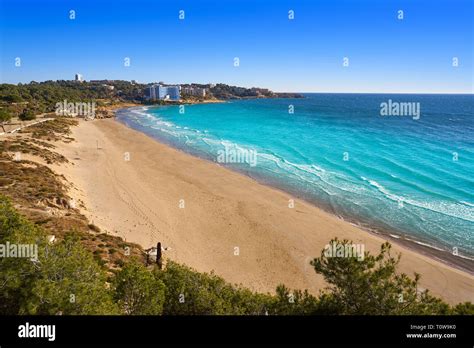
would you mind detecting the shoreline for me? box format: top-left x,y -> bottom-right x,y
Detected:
50,116 -> 474,304
248,174 -> 474,275
115,106 -> 474,274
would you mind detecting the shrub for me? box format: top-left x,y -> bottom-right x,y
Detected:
0,194 -> 468,316
19,109 -> 36,121
154,261 -> 273,315
269,285 -> 320,315
0,108 -> 12,127
0,195 -> 43,314
0,195 -> 118,315
451,302 -> 474,315
311,238 -> 451,315
113,261 -> 165,315
25,233 -> 119,315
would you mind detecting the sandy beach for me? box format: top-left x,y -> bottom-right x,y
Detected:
50,117 -> 474,305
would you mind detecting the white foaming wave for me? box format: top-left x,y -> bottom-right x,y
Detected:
259,153 -> 288,169
392,234 -> 474,261
127,108 -> 179,131
220,140 -> 256,154
453,251 -> 474,261
220,140 -> 234,147
291,162 -> 326,176
361,177 -> 403,202
260,154 -> 323,182
257,154 -> 368,197
157,127 -> 180,137
202,137 -> 221,147
129,107 -> 152,118
408,239 -> 446,252
155,119 -> 174,127
256,155 -> 336,197
295,166 -> 324,181
128,107 -> 205,139
149,124 -> 181,138
291,170 -> 336,196
403,236 -> 474,261
289,162 -> 369,196
361,177 -> 474,222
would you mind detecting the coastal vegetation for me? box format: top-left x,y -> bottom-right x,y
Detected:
19,109 -> 36,121
0,108 -> 13,132
0,194 -> 473,315
0,81 -> 303,122
0,81 -> 142,118
0,96 -> 470,316
208,83 -> 303,100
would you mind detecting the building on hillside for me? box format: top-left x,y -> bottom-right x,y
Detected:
158,85 -> 180,100
146,84 -> 180,101
75,73 -> 84,82
181,86 -> 207,97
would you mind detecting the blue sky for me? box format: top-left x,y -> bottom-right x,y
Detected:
0,0 -> 472,93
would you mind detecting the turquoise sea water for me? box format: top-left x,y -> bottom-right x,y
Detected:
116,94 -> 474,261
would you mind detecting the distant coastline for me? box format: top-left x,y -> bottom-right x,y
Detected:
0,80 -> 304,123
